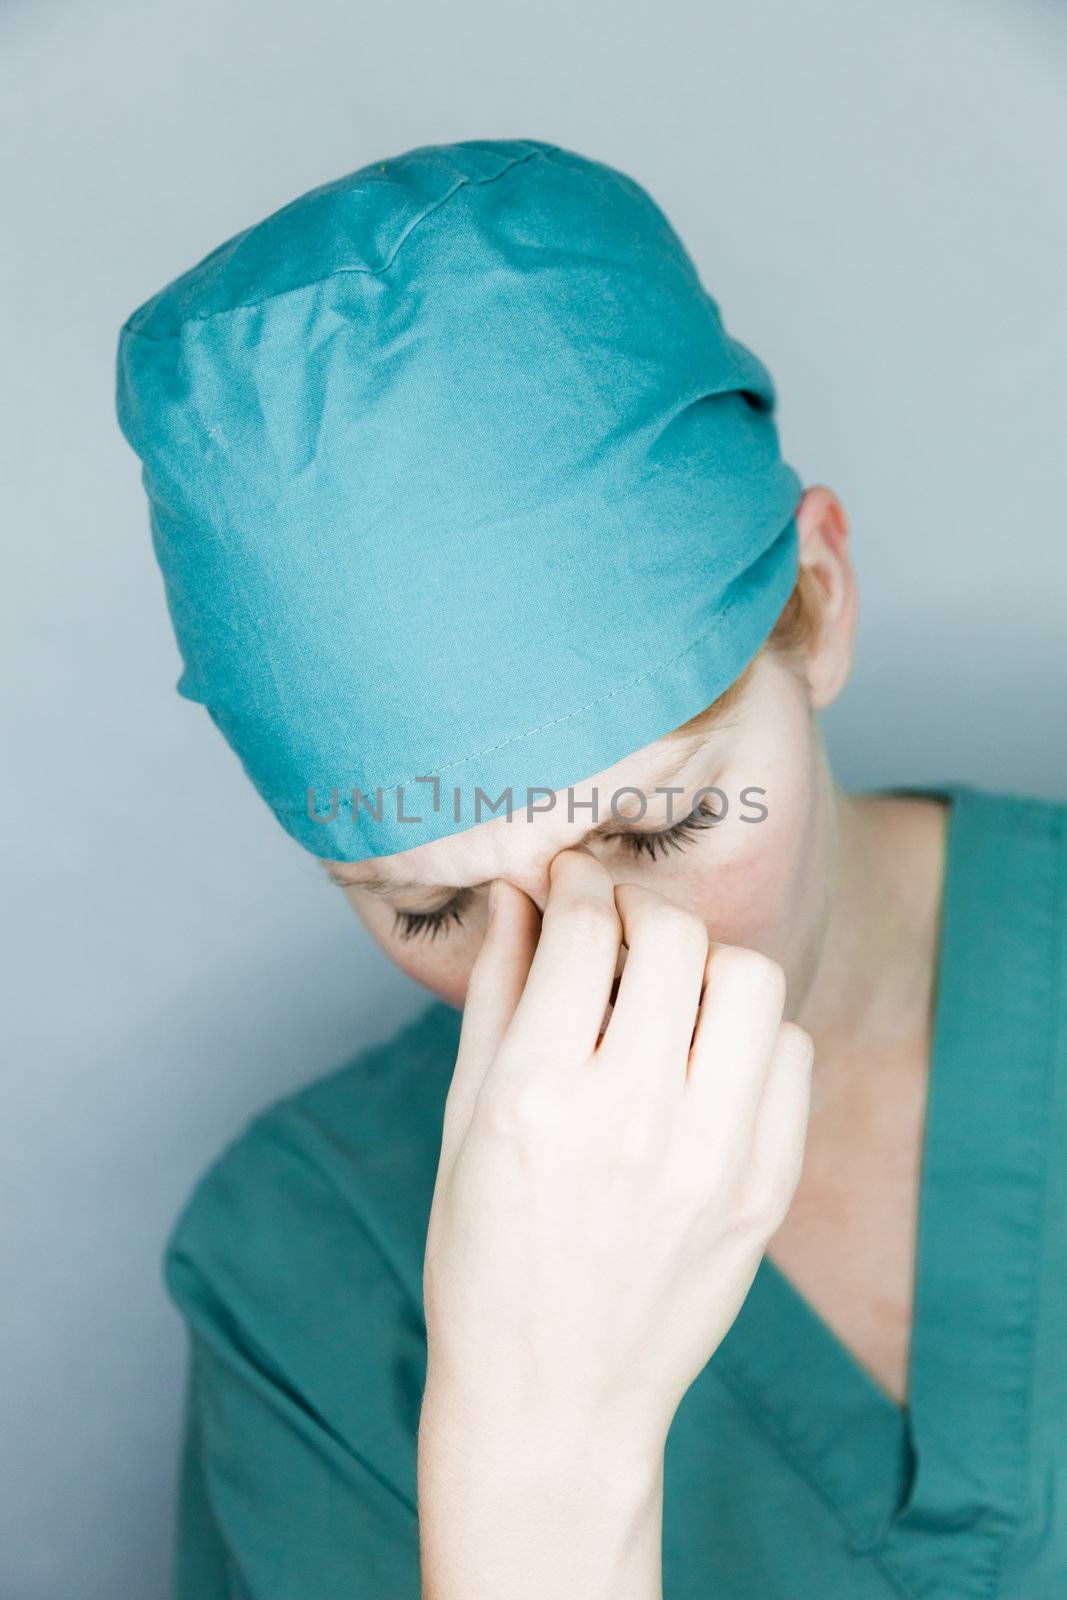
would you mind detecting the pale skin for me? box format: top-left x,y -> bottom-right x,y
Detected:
323,486 -> 950,1598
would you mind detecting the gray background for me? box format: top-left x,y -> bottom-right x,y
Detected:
2,1 -> 1064,1595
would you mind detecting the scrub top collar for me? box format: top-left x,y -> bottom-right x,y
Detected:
687,779 -> 1061,1599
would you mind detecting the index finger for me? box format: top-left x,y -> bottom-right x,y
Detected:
502,846 -> 622,1064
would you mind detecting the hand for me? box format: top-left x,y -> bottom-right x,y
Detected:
421,845 -> 814,1453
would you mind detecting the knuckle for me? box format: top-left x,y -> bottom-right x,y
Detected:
733,1167 -> 796,1238
480,1073 -> 559,1139
713,945 -> 786,1004
636,900 -> 708,952
777,1020 -> 815,1066
545,893 -> 620,944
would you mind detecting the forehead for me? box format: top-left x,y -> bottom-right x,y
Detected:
324,727 -> 712,894
322,650 -> 763,895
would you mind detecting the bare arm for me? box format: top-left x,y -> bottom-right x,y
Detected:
418,1387 -> 664,1600
417,849 -> 813,1599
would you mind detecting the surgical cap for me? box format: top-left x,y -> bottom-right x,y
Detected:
115,137 -> 802,862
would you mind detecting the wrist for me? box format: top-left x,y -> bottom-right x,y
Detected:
419,1370 -> 668,1485
417,1391 -> 665,1600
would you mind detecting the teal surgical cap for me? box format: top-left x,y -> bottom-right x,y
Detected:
115,137 -> 802,862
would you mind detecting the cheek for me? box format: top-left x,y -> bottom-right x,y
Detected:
682,696 -> 829,960
356,897 -> 485,1010
393,944 -> 473,1010
662,785 -> 824,965
673,826 -> 790,945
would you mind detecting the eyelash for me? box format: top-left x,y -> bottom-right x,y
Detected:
392,797 -> 721,943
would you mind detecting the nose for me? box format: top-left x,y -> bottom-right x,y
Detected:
498,842 -> 606,917
500,843 -> 630,964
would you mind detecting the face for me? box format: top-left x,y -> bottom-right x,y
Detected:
324,485 -> 854,1022
325,645 -> 840,1023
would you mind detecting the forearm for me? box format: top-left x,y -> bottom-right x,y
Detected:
417,1384 -> 665,1600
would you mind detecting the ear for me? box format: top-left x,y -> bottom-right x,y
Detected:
793,485 -> 857,711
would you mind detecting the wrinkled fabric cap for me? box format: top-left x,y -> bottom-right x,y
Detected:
115,137 -> 802,861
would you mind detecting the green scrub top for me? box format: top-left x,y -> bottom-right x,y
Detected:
163,781 -> 1067,1599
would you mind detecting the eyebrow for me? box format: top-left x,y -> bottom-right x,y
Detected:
322,729 -> 723,899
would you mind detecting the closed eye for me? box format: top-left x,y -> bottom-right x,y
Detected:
393,887 -> 475,943
611,794 -> 722,861
390,797 -> 722,942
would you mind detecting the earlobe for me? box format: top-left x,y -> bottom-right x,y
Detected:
806,581 -> 857,711
808,637 -> 855,712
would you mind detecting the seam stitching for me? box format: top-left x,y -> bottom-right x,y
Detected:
121,144 -> 558,343
281,539 -> 798,815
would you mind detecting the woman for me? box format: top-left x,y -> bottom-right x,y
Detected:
115,138 -> 1066,1599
